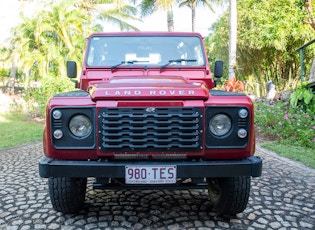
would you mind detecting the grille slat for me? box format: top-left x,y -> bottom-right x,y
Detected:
103,119 -> 199,124
103,125 -> 199,131
102,131 -> 199,137
98,107 -> 202,152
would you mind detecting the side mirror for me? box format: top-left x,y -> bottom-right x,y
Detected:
67,61 -> 77,78
214,60 -> 223,78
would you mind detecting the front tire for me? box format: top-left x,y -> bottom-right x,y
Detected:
208,176 -> 250,215
48,177 -> 87,214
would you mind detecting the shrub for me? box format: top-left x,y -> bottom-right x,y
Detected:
255,98 -> 315,149
25,77 -> 75,116
0,68 -> 10,85
224,77 -> 245,92
290,83 -> 315,112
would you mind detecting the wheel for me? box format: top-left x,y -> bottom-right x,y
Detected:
207,176 -> 250,215
48,177 -> 87,214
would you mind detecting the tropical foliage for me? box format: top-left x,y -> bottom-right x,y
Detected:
208,0 -> 315,95
297,0 -> 315,30
25,76 -> 75,116
255,98 -> 315,149
223,77 -> 245,92
137,0 -> 177,31
290,83 -> 315,112
1,0 -> 315,106
0,68 -> 10,85
8,0 -> 139,86
137,0 -> 223,32
0,0 -> 140,114
177,0 -> 219,32
10,3 -> 91,86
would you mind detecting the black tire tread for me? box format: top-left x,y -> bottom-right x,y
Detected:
48,177 -> 87,214
211,176 -> 251,215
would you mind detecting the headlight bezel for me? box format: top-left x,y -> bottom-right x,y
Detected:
206,106 -> 250,148
50,107 -> 95,149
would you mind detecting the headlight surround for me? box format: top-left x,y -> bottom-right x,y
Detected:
206,106 -> 250,148
69,115 -> 92,138
209,114 -> 232,136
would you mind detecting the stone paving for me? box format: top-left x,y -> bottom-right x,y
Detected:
0,143 -> 314,229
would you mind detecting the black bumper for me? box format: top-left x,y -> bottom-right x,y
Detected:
39,156 -> 262,178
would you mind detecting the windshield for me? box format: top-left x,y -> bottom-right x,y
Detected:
86,35 -> 206,68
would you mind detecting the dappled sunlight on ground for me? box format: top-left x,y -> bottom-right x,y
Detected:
0,91 -> 13,114
0,88 -> 29,115
0,114 -> 11,123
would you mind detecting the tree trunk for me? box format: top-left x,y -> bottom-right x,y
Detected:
304,0 -> 315,30
191,4 -> 196,32
309,57 -> 315,83
228,0 -> 237,80
167,7 -> 174,32
7,66 -> 16,95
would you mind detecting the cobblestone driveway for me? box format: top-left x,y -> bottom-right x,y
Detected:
0,143 -> 314,229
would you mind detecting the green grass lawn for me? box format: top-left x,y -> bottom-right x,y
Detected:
261,142 -> 315,169
0,113 -> 44,149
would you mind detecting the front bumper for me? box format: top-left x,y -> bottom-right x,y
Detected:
39,156 -> 262,178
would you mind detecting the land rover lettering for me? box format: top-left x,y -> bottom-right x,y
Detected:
103,89 -> 196,96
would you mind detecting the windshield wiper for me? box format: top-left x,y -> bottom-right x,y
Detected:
111,60 -> 136,71
160,59 -> 197,70
111,60 -> 148,71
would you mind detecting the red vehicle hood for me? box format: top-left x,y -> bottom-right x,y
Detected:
88,75 -> 209,100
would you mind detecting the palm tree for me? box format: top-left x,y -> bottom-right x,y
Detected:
228,0 -> 236,79
138,0 -> 177,31
0,45 -> 11,68
178,0 -> 216,32
39,0 -> 93,76
96,1 -> 140,31
177,0 -> 236,80
74,0 -> 140,31
9,0 -> 140,84
10,15 -> 49,87
8,0 -> 92,87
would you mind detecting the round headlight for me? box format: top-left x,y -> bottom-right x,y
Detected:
69,115 -> 92,138
238,109 -> 248,118
209,114 -> 232,136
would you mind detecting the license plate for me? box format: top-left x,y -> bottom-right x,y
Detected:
125,166 -> 177,184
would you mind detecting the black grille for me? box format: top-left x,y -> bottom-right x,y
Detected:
98,107 -> 203,152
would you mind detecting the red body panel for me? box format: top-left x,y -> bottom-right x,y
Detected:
43,32 -> 255,161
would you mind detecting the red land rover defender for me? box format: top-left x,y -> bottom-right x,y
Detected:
39,32 -> 262,215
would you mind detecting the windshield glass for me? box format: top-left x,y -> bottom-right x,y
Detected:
86,35 -> 206,67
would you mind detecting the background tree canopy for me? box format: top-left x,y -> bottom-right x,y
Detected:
0,0 -> 140,114
207,0 -> 315,95
1,0 -> 315,97
0,0 -> 140,89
